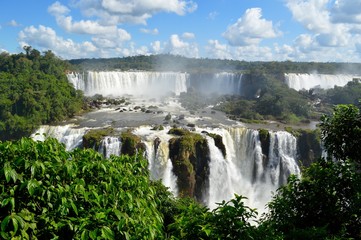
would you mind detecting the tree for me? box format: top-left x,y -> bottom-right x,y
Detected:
320,104 -> 361,163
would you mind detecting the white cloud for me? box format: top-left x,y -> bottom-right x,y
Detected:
165,34 -> 199,57
72,0 -> 197,25
151,41 -> 162,53
182,32 -> 195,39
206,39 -> 275,61
8,20 -> 21,27
208,11 -> 219,20
286,0 -> 331,33
140,28 -> 159,35
222,8 -> 279,46
284,0 -> 361,60
18,25 -> 98,59
205,40 -> 232,59
48,1 -> 70,16
332,0 -> 361,24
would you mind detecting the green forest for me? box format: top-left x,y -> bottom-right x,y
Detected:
0,47 -> 84,141
0,48 -> 361,239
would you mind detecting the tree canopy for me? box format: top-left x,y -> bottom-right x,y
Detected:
0,47 -> 85,141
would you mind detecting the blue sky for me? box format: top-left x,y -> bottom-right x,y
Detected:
1,0 -> 361,62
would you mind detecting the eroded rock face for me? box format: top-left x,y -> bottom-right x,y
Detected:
82,128 -> 115,149
297,130 -> 322,167
121,130 -> 146,156
168,128 -> 210,200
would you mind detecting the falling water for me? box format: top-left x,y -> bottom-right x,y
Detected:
134,126 -> 178,195
68,71 -> 189,97
267,131 -> 300,186
98,136 -> 121,158
285,73 -> 359,91
31,125 -> 88,150
205,127 -> 300,213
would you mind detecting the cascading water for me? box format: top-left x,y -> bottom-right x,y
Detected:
68,71 -> 189,97
133,126 -> 178,196
285,73 -> 360,91
204,127 -> 300,213
67,71 -> 244,97
31,125 -> 88,150
268,131 -> 300,186
189,72 -> 243,95
98,136 -> 121,158
32,123 -> 301,213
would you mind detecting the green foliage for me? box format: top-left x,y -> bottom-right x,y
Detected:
325,79 -> 361,105
120,130 -> 145,156
263,159 -> 361,239
0,137 -> 164,239
320,104 -> 361,163
169,195 -> 259,240
82,127 -> 115,149
0,47 -> 84,141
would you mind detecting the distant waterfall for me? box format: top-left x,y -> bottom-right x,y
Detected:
285,73 -> 359,91
67,71 -> 189,97
98,137 -> 121,158
189,72 -> 243,95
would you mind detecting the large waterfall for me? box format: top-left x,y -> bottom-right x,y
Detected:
67,71 -> 244,97
285,73 -> 360,91
68,71 -> 189,97
32,124 -> 300,213
189,72 -> 243,95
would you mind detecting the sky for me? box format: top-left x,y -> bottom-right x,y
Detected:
1,0 -> 361,62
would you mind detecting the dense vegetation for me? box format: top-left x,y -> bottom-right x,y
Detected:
0,47 -> 84,141
1,103 -> 360,239
70,54 -> 361,75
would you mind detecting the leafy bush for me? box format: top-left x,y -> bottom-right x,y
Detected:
0,138 -> 164,239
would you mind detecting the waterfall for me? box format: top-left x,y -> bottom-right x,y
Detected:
267,131 -> 300,186
98,136 -> 121,158
133,126 -> 178,196
205,127 -> 263,210
205,127 -> 300,213
32,124 -> 301,212
31,125 -> 87,150
285,73 -> 360,91
67,71 -> 189,97
189,72 -> 243,95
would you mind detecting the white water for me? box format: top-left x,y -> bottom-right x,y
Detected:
134,126 -> 179,195
194,72 -> 243,95
285,73 -> 360,91
68,71 -> 188,97
32,124 -> 300,213
205,127 -> 300,213
98,136 -> 121,158
67,71 -> 244,97
31,125 -> 88,150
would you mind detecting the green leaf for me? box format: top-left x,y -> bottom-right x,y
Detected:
1,216 -> 10,232
101,226 -> 114,239
81,230 -> 88,240
27,179 -> 40,196
70,201 -> 78,216
4,162 -> 17,183
113,209 -> 122,220
12,216 -> 18,234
